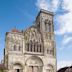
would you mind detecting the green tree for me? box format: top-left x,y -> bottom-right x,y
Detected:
0,69 -> 5,72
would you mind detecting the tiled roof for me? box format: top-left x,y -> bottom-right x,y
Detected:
11,28 -> 20,33
0,64 -> 7,69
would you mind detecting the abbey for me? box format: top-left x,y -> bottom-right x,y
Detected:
4,9 -> 57,72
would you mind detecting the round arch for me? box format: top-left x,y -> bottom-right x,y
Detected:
13,62 -> 23,72
25,56 -> 43,72
26,56 -> 43,66
46,64 -> 54,72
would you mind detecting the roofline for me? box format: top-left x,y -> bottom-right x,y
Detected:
5,31 -> 23,36
41,9 -> 54,15
36,9 -> 54,20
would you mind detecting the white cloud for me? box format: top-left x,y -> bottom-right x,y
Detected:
36,0 -> 48,10
62,35 -> 72,45
36,0 -> 72,49
63,0 -> 72,12
36,0 -> 59,12
36,0 -> 72,35
55,0 -> 72,35
57,35 -> 72,50
54,0 -> 72,49
36,0 -> 72,34
51,0 -> 59,12
57,60 -> 72,70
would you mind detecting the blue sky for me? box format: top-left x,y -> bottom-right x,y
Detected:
0,0 -> 72,70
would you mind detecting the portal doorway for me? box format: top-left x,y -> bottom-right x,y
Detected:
28,66 -> 42,72
26,56 -> 43,72
13,63 -> 23,72
15,69 -> 22,72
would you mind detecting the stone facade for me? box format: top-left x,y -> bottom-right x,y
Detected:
4,9 -> 57,72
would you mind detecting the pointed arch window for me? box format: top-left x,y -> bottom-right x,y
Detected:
26,43 -> 29,51
14,45 -> 16,51
45,19 -> 51,32
18,45 -> 21,51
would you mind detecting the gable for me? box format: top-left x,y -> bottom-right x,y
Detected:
24,26 -> 43,44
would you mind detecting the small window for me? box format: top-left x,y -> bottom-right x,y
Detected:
40,45 -> 41,52
27,43 -> 29,51
38,22 -> 40,30
47,49 -> 49,54
34,44 -> 35,52
36,44 -> 38,52
18,46 -> 21,51
48,21 -> 51,32
30,44 -> 32,52
16,69 -> 20,72
50,50 -> 53,54
45,19 -> 51,32
45,23 -> 48,31
14,45 -> 16,51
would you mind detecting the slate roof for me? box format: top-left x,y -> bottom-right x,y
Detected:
58,66 -> 72,72
58,67 -> 68,72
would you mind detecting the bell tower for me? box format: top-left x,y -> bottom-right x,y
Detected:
36,9 -> 56,57
36,9 -> 54,34
4,9 -> 57,72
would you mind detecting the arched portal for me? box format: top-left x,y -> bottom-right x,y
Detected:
26,56 -> 43,72
46,64 -> 54,72
13,63 -> 23,72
